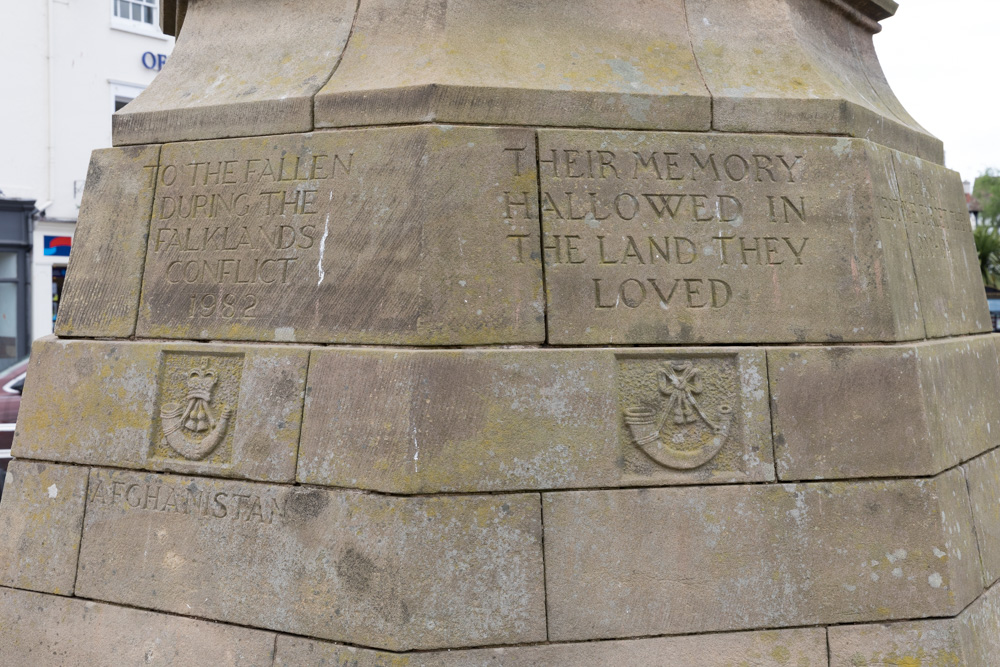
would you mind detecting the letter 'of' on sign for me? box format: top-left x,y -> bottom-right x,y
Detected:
142,52 -> 168,71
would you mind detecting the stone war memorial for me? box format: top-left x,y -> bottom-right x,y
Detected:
2,0 -> 1000,664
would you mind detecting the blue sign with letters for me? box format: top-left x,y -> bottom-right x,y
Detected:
142,52 -> 168,71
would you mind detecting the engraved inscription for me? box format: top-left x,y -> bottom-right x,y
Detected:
146,152 -> 341,304
870,145 -> 987,337
137,127 -> 543,344
142,142 -> 357,333
542,130 -> 922,344
151,352 -> 243,466
87,477 -> 286,525
539,147 -> 810,312
617,354 -> 739,471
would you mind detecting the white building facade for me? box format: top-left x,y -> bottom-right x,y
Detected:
0,0 -> 174,361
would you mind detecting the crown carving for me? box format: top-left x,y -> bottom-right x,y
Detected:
186,363 -> 217,402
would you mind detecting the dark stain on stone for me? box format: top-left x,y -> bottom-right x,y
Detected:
275,372 -> 299,397
336,547 -> 376,594
86,160 -> 105,187
399,599 -> 412,624
288,488 -> 329,519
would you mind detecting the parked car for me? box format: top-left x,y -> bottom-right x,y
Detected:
0,357 -> 28,498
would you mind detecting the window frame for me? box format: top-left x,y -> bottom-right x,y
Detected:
109,81 -> 146,118
110,0 -> 170,40
0,247 -> 31,364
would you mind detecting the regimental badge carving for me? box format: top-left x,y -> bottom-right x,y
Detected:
619,357 -> 737,470
153,352 -> 242,464
160,361 -> 234,460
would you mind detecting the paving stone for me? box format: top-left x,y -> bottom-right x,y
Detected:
0,586 -> 275,666
55,145 -> 160,338
770,335 -> 1000,480
298,347 -> 773,493
543,468 -> 982,641
275,627 -> 828,666
135,125 -> 544,345
0,462 -> 88,595
314,0 -> 710,131
13,337 -> 308,483
539,130 -> 931,344
964,448 -> 1000,587
75,469 -> 545,651
113,0 -> 356,145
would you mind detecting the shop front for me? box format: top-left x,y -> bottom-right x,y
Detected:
0,199 -> 33,368
31,220 -> 74,342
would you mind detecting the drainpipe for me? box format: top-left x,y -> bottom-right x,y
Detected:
46,0 -> 54,209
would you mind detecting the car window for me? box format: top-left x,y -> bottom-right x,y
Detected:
0,358 -> 28,377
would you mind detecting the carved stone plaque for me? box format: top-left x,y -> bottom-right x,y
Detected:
616,351 -> 761,478
151,351 -> 243,466
539,130 -> 978,344
135,125 -> 544,345
619,356 -> 736,470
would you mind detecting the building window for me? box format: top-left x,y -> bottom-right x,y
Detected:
110,0 -> 168,39
0,253 -> 25,365
109,81 -> 146,119
51,266 -> 67,325
114,0 -> 156,26
0,200 -> 33,366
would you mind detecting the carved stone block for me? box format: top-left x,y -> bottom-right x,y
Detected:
13,337 -> 308,483
55,145 -> 160,338
829,617 -> 969,666
113,0 -> 356,145
297,347 -> 772,493
135,125 -> 544,345
313,0 -> 710,131
0,462 -> 88,596
275,627 -> 828,666
770,336 -> 1000,480
74,469 -> 546,651
685,0 -> 942,163
540,129 -> 985,345
873,145 -> 989,337
543,468 -> 982,641
3,0 -> 996,658
965,448 -> 1000,587
828,581 -> 1000,666
964,579 -> 1000,665
0,587 -> 276,665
